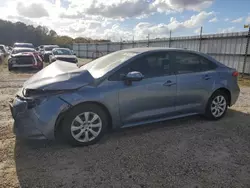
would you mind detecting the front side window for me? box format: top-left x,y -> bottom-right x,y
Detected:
109,52 -> 171,81
172,52 -> 216,74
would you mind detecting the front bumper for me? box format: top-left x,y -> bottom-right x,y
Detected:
9,95 -> 69,140
12,64 -> 33,68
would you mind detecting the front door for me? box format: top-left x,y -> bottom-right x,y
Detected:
108,51 -> 177,126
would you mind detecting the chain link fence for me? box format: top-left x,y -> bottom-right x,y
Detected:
73,31 -> 250,74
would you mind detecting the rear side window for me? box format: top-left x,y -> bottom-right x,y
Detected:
172,52 -> 217,74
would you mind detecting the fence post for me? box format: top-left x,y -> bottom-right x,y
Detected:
147,34 -> 150,47
169,30 -> 172,47
107,42 -> 109,55
243,27 -> 250,76
199,26 -> 203,52
132,36 -> 135,48
77,43 -> 80,57
120,38 -> 123,50
86,43 -> 88,59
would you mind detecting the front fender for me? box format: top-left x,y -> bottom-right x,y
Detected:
58,86 -> 122,129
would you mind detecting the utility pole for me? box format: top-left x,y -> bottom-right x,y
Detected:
243,24 -> 250,76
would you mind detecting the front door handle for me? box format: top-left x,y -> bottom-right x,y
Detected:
163,80 -> 176,87
203,75 -> 211,80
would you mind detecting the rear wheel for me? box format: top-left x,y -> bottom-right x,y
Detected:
205,91 -> 229,120
61,104 -> 108,146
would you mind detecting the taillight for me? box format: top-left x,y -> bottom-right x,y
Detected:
232,71 -> 239,77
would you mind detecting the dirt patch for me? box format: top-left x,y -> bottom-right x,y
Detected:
0,62 -> 250,188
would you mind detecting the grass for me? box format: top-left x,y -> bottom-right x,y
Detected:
238,75 -> 250,87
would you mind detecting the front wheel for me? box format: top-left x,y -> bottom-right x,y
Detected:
61,104 -> 108,146
205,91 -> 229,120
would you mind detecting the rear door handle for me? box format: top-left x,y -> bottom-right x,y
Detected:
163,80 -> 176,86
203,75 -> 211,80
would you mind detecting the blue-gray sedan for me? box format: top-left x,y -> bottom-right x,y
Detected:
9,48 -> 240,146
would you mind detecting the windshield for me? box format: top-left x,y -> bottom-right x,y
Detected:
80,51 -> 138,79
14,44 -> 34,48
0,46 -> 6,52
12,49 -> 35,54
53,49 -> 72,55
45,46 -> 57,51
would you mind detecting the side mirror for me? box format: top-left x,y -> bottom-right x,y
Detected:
124,71 -> 144,82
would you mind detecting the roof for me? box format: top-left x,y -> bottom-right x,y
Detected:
44,45 -> 59,47
52,48 -> 70,50
14,42 -> 33,45
120,47 -> 196,53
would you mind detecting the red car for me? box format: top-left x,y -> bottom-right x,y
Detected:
8,48 -> 43,71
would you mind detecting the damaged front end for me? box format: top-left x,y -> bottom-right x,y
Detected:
10,61 -> 96,140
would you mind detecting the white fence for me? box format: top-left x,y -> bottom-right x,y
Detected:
73,31 -> 250,74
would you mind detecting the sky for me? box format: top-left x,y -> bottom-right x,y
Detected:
0,0 -> 250,41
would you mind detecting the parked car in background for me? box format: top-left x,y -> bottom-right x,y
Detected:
0,44 -> 9,57
41,45 -> 59,62
9,48 -> 240,146
49,48 -> 78,63
8,47 -> 43,71
0,49 -> 4,64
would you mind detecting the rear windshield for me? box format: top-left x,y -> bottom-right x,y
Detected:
44,46 -> 58,51
53,49 -> 72,55
12,49 -> 35,54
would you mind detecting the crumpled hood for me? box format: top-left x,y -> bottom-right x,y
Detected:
55,55 -> 77,59
23,60 -> 94,90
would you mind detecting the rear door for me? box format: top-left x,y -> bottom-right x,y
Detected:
171,51 -> 218,114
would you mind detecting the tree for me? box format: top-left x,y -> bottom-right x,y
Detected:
0,19 -> 110,47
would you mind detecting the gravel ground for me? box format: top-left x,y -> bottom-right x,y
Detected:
0,62 -> 250,188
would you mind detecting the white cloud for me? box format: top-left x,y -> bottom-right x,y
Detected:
0,0 -> 215,41
232,17 -> 243,23
209,17 -> 218,23
16,2 -> 49,18
224,18 -> 229,22
246,16 -> 250,24
217,27 -> 235,33
132,11 -> 214,40
194,28 -> 201,34
61,0 -> 214,19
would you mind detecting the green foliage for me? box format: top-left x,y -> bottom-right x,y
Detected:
0,19 -> 111,47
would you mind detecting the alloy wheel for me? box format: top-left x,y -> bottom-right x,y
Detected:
210,95 -> 227,118
70,112 -> 102,143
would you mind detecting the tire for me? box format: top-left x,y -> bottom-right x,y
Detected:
205,90 -> 229,120
61,104 -> 108,147
8,64 -> 13,71
44,55 -> 49,62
